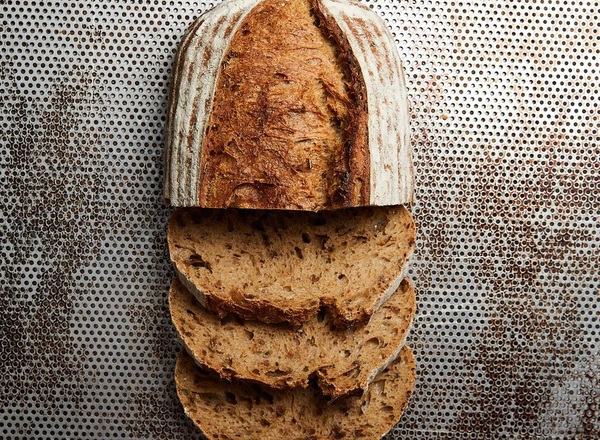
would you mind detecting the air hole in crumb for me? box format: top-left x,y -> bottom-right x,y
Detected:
243,329 -> 254,340
294,246 -> 303,259
188,254 -> 213,272
225,392 -> 237,404
342,364 -> 361,378
338,273 -> 346,280
260,419 -> 271,427
316,309 -> 327,323
301,232 -> 311,243
364,337 -> 381,349
316,234 -> 329,249
266,369 -> 289,377
220,315 -> 244,325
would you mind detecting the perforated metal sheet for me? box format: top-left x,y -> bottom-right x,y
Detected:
0,0 -> 598,438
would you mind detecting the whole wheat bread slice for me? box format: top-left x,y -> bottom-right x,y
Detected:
170,276 -> 415,399
168,206 -> 416,327
175,346 -> 416,440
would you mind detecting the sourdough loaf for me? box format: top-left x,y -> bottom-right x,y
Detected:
164,0 -> 413,210
170,277 -> 415,399
175,346 -> 416,440
168,206 -> 416,327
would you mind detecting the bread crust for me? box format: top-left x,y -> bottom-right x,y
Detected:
164,0 -> 413,209
198,0 -> 370,210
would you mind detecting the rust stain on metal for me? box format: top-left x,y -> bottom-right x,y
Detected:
0,65 -> 110,406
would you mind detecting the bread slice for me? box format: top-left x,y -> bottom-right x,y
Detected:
175,346 -> 416,440
169,276 -> 415,399
168,205 -> 416,327
164,0 -> 413,210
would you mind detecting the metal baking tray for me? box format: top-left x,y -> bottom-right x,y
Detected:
1,0 -> 598,438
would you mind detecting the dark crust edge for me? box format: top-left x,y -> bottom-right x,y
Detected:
169,278 -> 313,390
317,278 -> 416,400
169,261 -> 319,326
202,281 -> 318,327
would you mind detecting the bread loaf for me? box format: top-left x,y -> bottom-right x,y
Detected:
175,346 -> 416,439
164,0 -> 413,210
170,277 -> 415,399
168,206 -> 416,326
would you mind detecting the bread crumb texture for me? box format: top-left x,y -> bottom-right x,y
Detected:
175,346 -> 416,440
170,277 -> 415,398
168,206 -> 416,326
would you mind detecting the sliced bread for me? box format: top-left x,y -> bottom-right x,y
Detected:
168,205 -> 416,327
175,346 -> 416,440
169,276 -> 415,399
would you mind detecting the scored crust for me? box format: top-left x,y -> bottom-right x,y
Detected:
175,345 -> 416,440
164,0 -> 413,209
198,0 -> 369,210
169,277 -> 416,399
167,206 -> 416,327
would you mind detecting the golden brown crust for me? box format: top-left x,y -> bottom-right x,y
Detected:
197,0 -> 369,210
